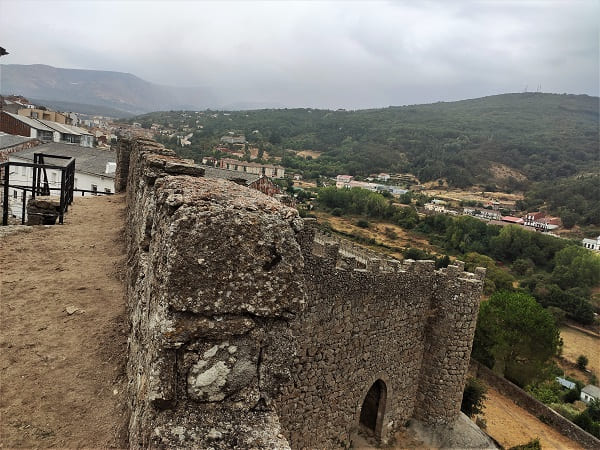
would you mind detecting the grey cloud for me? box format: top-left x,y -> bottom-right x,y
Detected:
0,0 -> 597,109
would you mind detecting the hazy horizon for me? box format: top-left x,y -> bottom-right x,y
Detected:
1,0 -> 598,109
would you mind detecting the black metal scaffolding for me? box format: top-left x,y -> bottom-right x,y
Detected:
0,152 -> 75,225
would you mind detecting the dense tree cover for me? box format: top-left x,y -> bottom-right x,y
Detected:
518,175 -> 600,227
132,93 -> 599,190
462,252 -> 515,295
317,187 -> 419,228
574,399 -> 600,438
552,245 -> 600,290
417,214 -> 597,323
473,291 -> 560,387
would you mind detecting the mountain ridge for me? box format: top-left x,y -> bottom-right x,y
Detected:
0,64 -> 218,116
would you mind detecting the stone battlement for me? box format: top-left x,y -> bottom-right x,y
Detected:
116,137 -> 486,449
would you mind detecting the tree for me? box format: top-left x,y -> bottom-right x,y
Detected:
552,245 -> 600,290
461,377 -> 487,417
577,355 -> 589,371
472,291 -> 560,387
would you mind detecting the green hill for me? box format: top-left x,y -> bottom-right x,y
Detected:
132,93 -> 599,188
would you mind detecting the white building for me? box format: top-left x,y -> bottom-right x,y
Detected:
336,175 -> 354,188
580,384 -> 600,404
582,236 -> 600,252
7,143 -> 115,219
219,158 -> 285,179
2,112 -> 93,147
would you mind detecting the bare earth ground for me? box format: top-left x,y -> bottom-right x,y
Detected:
481,387 -> 582,449
295,149 -> 322,159
560,325 -> 600,377
0,195 -> 128,448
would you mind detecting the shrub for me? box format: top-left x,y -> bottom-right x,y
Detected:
356,219 -> 369,228
577,355 -> 589,371
550,402 -> 579,421
562,388 -> 580,404
461,377 -> 487,417
509,438 -> 542,450
527,380 -> 562,404
383,227 -> 398,240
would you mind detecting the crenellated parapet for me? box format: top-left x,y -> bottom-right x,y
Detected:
117,137 -> 486,449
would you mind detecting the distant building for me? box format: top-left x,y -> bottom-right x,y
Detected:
501,216 -> 525,225
524,211 -> 545,227
1,95 -> 33,113
38,119 -> 94,147
336,175 -> 354,188
1,111 -> 56,141
580,384 -> 600,404
203,166 -> 294,206
463,207 -> 502,221
555,377 -> 576,390
0,112 -> 93,147
219,158 -> 285,179
18,108 -> 71,124
201,156 -> 218,166
220,134 -> 246,145
0,132 -> 40,162
582,236 -> 600,252
377,173 -> 390,182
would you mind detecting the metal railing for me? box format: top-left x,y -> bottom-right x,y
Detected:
0,153 -> 75,225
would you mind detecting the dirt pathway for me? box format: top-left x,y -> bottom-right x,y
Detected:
0,195 -> 128,448
482,387 -> 583,449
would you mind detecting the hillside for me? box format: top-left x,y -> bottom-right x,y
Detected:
135,93 -> 599,188
0,64 -> 216,115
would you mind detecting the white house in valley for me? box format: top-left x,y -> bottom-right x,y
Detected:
582,236 -> 600,252
580,384 -> 600,404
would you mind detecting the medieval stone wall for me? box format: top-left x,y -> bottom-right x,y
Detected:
276,230 -> 484,448
117,137 -> 485,449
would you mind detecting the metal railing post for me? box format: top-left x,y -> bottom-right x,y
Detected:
21,189 -> 26,224
32,157 -> 37,199
59,169 -> 65,224
2,164 -> 9,225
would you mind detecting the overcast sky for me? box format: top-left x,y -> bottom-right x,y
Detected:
1,0 -> 598,109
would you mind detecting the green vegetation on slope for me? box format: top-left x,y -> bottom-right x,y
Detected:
135,93 -> 598,188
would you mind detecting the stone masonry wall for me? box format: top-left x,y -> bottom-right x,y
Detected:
118,138 -> 300,449
117,137 -> 486,449
276,231 -> 485,448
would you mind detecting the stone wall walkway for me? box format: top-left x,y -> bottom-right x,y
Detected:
0,195 -> 128,447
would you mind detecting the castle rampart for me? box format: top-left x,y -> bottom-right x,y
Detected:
116,137 -> 485,449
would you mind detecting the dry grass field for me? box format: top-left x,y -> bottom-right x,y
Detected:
482,387 -> 583,449
314,211 -> 437,259
560,325 -> 600,377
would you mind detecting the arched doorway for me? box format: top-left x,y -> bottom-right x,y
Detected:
359,379 -> 387,439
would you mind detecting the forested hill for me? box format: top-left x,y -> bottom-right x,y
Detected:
132,93 -> 599,188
